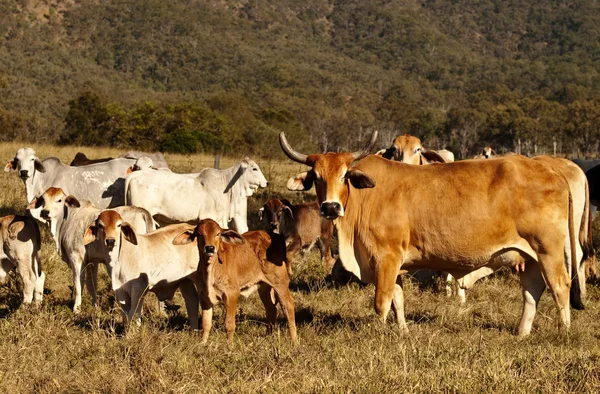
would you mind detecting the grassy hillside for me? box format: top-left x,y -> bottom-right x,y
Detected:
1,0 -> 599,157
1,143 -> 600,392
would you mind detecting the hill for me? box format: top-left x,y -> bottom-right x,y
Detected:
0,0 -> 599,157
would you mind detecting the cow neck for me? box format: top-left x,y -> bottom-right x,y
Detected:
51,203 -> 71,256
109,231 -> 134,288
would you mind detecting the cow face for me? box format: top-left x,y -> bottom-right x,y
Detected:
241,158 -> 268,194
259,199 -> 293,232
482,147 -> 497,159
172,218 -> 244,264
27,187 -> 80,223
281,133 -> 377,221
4,148 -> 45,180
382,134 -> 446,165
83,210 -> 137,250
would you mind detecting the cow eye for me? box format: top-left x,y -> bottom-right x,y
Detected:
57,199 -> 62,203
415,147 -> 421,153
117,223 -> 121,227
252,167 -> 258,171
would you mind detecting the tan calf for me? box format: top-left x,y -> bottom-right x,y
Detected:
0,215 -> 45,304
259,198 -> 335,274
173,219 -> 297,344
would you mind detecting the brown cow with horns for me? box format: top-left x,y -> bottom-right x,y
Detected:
279,131 -> 580,336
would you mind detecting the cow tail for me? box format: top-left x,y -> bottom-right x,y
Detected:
582,177 -> 597,279
569,190 -> 584,310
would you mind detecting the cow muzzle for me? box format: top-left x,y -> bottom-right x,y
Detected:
40,209 -> 50,219
19,170 -> 29,179
320,202 -> 344,220
204,245 -> 215,256
270,222 -> 279,231
105,238 -> 116,249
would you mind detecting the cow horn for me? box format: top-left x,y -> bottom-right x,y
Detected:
279,133 -> 308,164
352,130 -> 379,160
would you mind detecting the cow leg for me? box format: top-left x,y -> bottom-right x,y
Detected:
538,259 -> 571,332
319,220 -> 335,267
224,291 -> 240,344
271,284 -> 297,342
128,285 -> 146,327
116,290 -> 132,326
85,262 -> 99,307
517,262 -> 546,336
179,280 -> 199,330
390,278 -> 408,331
285,236 -> 302,276
374,256 -> 401,324
200,298 -> 213,344
258,284 -> 277,335
18,256 -> 36,304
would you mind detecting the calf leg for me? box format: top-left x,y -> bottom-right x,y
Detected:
200,302 -> 213,344
128,285 -> 146,327
71,259 -> 85,313
116,290 -> 132,326
33,253 -> 44,302
18,256 -> 37,304
258,284 -> 277,335
224,292 -> 240,344
518,262 -> 546,336
85,262 -> 99,307
179,280 -> 199,330
271,283 -> 297,342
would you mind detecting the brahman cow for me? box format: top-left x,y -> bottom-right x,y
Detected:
83,210 -> 200,328
0,215 -> 45,304
172,219 -> 297,344
280,131 -> 579,336
27,187 -> 154,312
258,198 -> 335,274
125,157 -> 268,232
5,148 -> 136,220
572,158 -> 600,219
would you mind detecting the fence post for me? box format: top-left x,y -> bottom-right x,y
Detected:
213,155 -> 220,169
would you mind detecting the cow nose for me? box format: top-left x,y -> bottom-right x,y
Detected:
320,202 -> 343,219
105,238 -> 116,248
205,245 -> 215,255
40,210 -> 49,219
270,222 -> 278,230
19,170 -> 28,178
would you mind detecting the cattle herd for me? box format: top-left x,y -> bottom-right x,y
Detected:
1,133 -> 599,343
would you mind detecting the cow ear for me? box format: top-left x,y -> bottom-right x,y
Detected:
121,222 -> 138,245
287,172 -> 314,191
83,224 -> 98,246
491,149 -> 497,156
281,199 -> 292,207
4,160 -> 16,172
125,167 -> 133,176
27,197 -> 38,210
347,169 -> 376,189
374,148 -> 386,157
421,149 -> 445,164
221,230 -> 245,245
172,229 -> 196,245
258,207 -> 264,221
34,158 -> 46,173
65,196 -> 80,208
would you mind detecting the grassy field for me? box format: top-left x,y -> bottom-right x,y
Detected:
1,143 -> 600,393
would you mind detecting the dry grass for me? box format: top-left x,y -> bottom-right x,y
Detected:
1,143 -> 600,393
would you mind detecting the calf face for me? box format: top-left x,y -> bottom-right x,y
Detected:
26,187 -> 80,222
172,218 -> 244,263
258,199 -> 293,232
83,210 -> 138,250
4,148 -> 46,179
382,134 -> 445,165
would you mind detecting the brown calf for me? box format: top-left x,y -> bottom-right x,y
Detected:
259,199 -> 335,274
173,219 -> 296,344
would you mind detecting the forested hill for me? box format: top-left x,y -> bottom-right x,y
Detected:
1,0 -> 599,158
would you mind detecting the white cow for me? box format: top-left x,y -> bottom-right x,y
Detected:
0,215 -> 45,304
125,157 -> 268,233
27,187 -> 155,312
5,148 -> 136,220
83,210 -> 200,328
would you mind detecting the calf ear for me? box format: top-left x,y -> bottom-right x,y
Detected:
27,197 -> 44,210
287,172 -> 314,191
221,230 -> 245,245
125,167 -> 133,176
121,222 -> 138,245
65,196 -> 81,208
375,148 -> 386,157
347,169 -> 376,189
258,207 -> 264,221
172,229 -> 196,245
282,205 -> 294,218
34,158 -> 46,173
83,224 -> 98,246
491,149 -> 497,156
4,160 -> 16,172
421,149 -> 445,164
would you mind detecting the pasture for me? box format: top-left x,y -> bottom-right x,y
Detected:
1,143 -> 600,393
